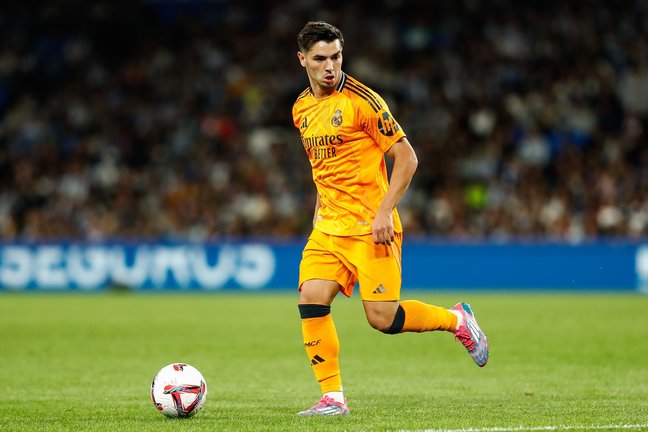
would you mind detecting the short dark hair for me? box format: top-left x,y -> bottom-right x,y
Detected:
297,21 -> 344,53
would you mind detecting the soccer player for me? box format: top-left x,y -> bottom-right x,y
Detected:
293,21 -> 489,416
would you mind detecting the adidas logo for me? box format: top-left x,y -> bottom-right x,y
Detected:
372,284 -> 386,294
467,319 -> 482,342
310,355 -> 325,365
300,117 -> 308,129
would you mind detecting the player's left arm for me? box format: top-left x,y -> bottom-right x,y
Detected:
372,137 -> 418,245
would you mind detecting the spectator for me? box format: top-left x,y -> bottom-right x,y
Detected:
0,0 -> 646,241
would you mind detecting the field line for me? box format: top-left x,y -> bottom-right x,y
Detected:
397,423 -> 648,432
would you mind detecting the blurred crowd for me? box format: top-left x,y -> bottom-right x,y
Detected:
1,0 -> 647,241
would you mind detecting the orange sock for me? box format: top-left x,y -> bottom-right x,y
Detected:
299,305 -> 342,394
399,300 -> 457,332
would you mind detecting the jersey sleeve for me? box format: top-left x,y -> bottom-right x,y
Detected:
356,91 -> 406,152
293,88 -> 310,129
292,102 -> 301,129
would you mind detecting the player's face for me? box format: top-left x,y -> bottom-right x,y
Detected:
298,39 -> 343,97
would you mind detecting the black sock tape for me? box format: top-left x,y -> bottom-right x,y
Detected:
298,304 -> 331,319
382,305 -> 405,334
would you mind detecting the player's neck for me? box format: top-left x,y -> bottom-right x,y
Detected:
311,85 -> 336,99
309,77 -> 340,99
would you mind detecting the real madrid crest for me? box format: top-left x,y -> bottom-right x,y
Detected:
331,109 -> 343,127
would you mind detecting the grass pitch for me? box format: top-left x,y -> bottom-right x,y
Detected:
1,291 -> 647,432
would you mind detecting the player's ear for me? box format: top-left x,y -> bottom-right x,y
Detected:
297,51 -> 306,67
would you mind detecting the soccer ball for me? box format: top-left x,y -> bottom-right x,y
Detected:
150,363 -> 208,418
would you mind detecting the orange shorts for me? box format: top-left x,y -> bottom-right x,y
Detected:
299,229 -> 403,301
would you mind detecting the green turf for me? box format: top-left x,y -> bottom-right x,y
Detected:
1,291 -> 647,431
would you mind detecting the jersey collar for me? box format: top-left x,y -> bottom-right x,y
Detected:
336,72 -> 346,92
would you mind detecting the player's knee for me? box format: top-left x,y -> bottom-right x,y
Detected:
379,305 -> 405,335
366,306 -> 404,333
367,314 -> 393,332
299,280 -> 339,304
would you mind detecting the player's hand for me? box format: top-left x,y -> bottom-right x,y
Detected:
372,209 -> 395,245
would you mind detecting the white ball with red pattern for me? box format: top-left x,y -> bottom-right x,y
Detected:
150,363 -> 208,418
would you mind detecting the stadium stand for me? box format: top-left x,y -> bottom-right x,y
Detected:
0,0 -> 646,241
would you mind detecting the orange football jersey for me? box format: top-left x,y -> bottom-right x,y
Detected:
292,73 -> 407,236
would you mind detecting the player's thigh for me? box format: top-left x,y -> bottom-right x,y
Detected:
299,230 -> 356,301
356,233 -> 403,302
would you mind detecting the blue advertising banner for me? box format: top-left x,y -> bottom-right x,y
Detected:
403,241 -> 644,291
0,242 -> 301,291
0,241 -> 646,292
